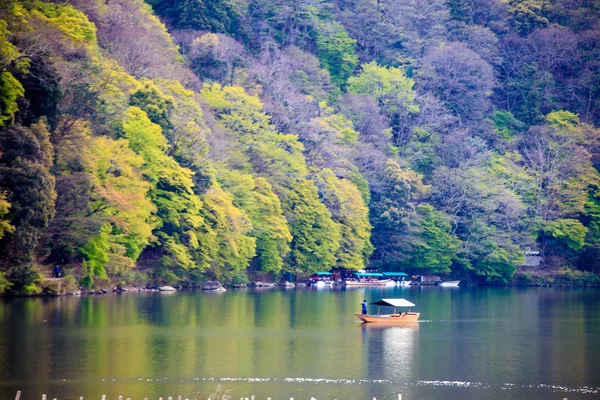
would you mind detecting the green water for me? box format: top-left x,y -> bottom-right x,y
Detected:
0,286 -> 599,400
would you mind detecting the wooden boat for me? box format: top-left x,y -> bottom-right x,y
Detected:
438,280 -> 460,287
355,298 -> 420,323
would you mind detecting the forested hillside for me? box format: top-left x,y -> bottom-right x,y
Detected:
1,0 -> 599,293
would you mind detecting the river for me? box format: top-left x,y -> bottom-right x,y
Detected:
0,286 -> 599,400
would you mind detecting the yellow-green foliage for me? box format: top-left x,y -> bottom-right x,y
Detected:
0,20 -> 26,126
80,223 -> 111,286
348,62 -> 419,117
0,71 -> 24,127
153,79 -> 210,168
544,219 -> 588,251
32,2 -> 97,46
0,17 -> 30,75
130,79 -> 174,131
201,83 -> 308,178
318,106 -> 359,143
202,83 -> 342,273
121,106 -> 211,271
0,193 -> 14,240
86,136 -> 157,259
219,169 -> 292,274
95,58 -> 142,113
202,184 -> 256,280
281,180 -> 341,272
316,169 -> 373,269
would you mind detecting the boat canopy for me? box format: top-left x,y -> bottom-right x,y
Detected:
314,272 -> 333,276
370,298 -> 416,307
353,272 -> 383,277
382,272 -> 408,277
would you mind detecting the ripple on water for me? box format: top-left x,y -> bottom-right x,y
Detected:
85,376 -> 599,394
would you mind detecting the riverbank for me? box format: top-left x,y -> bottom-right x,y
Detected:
0,269 -> 600,297
3,279 -> 302,297
2,269 -> 600,298
509,270 -> 600,287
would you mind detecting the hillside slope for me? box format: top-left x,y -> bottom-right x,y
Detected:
1,0 -> 600,293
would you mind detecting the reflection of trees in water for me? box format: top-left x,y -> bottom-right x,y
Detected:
2,289 -> 596,399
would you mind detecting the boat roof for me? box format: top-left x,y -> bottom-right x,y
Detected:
381,272 -> 408,277
370,298 -> 416,307
353,272 -> 383,277
314,272 -> 332,276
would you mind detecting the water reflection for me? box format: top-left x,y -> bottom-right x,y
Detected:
1,288 -> 599,400
361,324 -> 419,382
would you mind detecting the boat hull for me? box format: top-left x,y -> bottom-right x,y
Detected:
438,280 -> 460,287
345,279 -> 391,286
354,312 -> 420,323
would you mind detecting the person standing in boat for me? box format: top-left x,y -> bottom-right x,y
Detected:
361,299 -> 367,315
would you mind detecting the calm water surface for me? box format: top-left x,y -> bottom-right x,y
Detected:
1,286 -> 599,400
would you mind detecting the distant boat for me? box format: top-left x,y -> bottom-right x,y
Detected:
345,279 -> 391,286
379,272 -> 411,286
438,280 -> 460,287
355,298 -> 420,323
345,272 -> 391,286
309,272 -> 333,287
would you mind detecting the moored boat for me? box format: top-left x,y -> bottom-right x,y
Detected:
345,279 -> 392,286
380,272 -> 412,286
309,272 -> 333,287
438,280 -> 461,287
345,272 -> 391,286
355,298 -> 420,323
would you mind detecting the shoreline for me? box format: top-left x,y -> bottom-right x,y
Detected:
2,277 -> 600,298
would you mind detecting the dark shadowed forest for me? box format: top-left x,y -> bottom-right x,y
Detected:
1,0 -> 600,294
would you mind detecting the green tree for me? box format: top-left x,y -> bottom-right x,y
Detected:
202,83 -> 341,274
315,21 -> 358,89
121,106 -> 214,276
201,184 -> 256,280
280,180 -> 341,272
0,20 -> 27,127
543,218 -> 588,251
153,79 -> 210,173
508,0 -> 551,34
431,166 -> 526,281
348,62 -> 419,143
219,170 -> 292,275
402,204 -> 460,274
0,122 -> 55,291
0,192 -> 14,240
130,80 -> 174,132
370,160 -> 427,268
517,112 -> 600,256
79,222 -> 111,288
147,0 -> 242,34
86,136 -> 157,261
315,168 -> 373,269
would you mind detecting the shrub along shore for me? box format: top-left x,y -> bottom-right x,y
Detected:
3,271 -> 598,298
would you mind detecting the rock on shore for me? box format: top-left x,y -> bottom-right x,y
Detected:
253,281 -> 277,287
202,281 -> 226,291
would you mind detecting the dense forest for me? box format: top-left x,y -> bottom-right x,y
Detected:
1,0 -> 600,293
